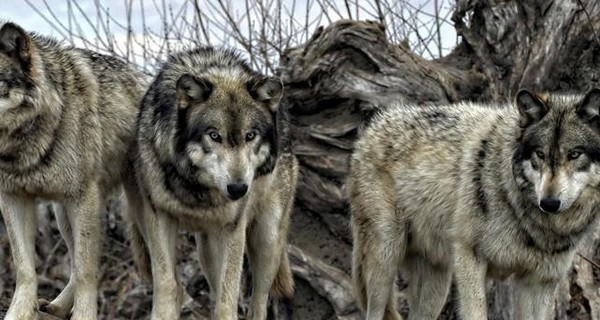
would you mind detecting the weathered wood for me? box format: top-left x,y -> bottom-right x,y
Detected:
288,245 -> 361,319
279,0 -> 600,318
452,0 -> 600,96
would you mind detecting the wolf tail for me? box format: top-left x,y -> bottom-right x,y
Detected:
129,221 -> 152,282
270,155 -> 298,299
123,169 -> 152,283
352,237 -> 368,311
270,248 -> 295,298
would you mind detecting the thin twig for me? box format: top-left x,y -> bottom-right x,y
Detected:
578,252 -> 600,271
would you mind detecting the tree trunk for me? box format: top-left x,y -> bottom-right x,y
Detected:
280,0 -> 600,318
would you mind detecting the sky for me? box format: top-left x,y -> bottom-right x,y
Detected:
0,0 -> 458,72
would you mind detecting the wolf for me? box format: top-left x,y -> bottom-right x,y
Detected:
128,47 -> 298,319
349,88 -> 600,320
0,21 -> 146,320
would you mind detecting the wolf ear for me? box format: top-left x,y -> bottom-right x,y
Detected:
176,74 -> 213,109
0,23 -> 31,69
576,88 -> 600,125
516,89 -> 548,127
247,76 -> 283,112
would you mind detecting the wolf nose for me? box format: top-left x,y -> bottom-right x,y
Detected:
539,198 -> 561,213
227,183 -> 248,200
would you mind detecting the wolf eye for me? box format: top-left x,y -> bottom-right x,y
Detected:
535,150 -> 545,160
245,131 -> 257,142
568,150 -> 582,160
0,80 -> 7,96
208,130 -> 221,142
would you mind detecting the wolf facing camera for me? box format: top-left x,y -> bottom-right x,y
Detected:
128,47 -> 298,319
350,88 -> 600,319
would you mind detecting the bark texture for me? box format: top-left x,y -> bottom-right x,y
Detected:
279,0 -> 600,319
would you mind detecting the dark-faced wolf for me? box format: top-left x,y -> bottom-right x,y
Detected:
0,21 -> 146,319
349,89 -> 600,319
128,47 -> 298,319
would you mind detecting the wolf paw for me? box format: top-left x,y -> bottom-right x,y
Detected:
38,298 -> 71,318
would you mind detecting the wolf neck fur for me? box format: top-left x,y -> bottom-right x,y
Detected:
161,155 -> 227,209
0,88 -> 63,173
0,38 -> 67,169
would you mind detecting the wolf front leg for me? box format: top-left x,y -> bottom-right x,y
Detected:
1,193 -> 38,320
453,242 -> 488,320
213,216 -> 248,320
66,184 -> 102,320
514,276 -> 559,320
142,208 -> 182,320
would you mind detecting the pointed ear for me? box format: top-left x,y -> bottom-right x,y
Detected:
176,74 -> 213,109
0,23 -> 31,69
247,76 -> 283,112
576,88 -> 600,125
515,89 -> 549,127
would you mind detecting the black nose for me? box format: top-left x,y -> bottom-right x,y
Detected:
227,183 -> 248,200
539,198 -> 561,213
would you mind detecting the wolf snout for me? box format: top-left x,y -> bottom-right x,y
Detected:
227,183 -> 248,200
539,198 -> 561,213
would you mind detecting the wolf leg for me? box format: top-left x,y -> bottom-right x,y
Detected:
196,231 -> 225,300
361,227 -> 403,320
142,208 -> 181,320
453,242 -> 488,320
514,277 -> 558,320
1,193 -> 38,320
351,199 -> 403,319
213,216 -> 248,320
246,204 -> 288,320
402,255 -> 451,320
66,184 -> 101,320
38,203 -> 75,317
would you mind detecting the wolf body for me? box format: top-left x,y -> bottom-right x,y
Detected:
349,89 -> 600,320
129,47 -> 298,319
0,22 -> 147,320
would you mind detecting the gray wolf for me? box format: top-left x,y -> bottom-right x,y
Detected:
128,47 -> 298,319
0,21 -> 146,320
349,89 -> 600,319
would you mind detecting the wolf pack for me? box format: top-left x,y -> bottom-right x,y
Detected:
1,17 -> 600,320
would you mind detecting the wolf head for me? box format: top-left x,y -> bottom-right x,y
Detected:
174,71 -> 283,201
0,22 -> 34,119
515,88 -> 600,214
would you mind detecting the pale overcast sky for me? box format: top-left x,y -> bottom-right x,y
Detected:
0,0 -> 457,71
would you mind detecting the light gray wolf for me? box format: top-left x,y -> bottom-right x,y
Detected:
0,21 -> 147,320
128,47 -> 298,319
349,88 -> 600,320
